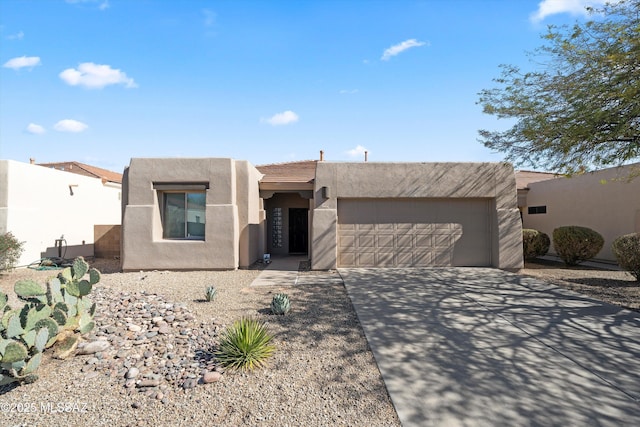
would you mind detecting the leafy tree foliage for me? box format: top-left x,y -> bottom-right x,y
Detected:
478,0 -> 640,174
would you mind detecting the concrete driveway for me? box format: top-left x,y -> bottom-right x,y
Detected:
340,268 -> 640,427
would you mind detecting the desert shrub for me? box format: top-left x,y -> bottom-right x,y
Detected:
611,233 -> 640,281
552,226 -> 604,266
0,232 -> 24,271
522,229 -> 550,260
216,317 -> 275,371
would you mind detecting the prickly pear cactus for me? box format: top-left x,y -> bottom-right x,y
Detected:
0,256 -> 101,385
271,293 -> 291,315
205,286 -> 217,302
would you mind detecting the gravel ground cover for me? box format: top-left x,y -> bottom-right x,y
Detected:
0,259 -> 400,427
1,257 -> 637,427
520,258 -> 640,311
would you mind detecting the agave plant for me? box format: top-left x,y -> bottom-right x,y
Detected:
216,317 -> 275,371
270,293 -> 290,315
205,286 -> 217,302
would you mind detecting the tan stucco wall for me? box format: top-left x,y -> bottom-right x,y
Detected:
0,160 -> 122,267
312,162 -> 523,270
121,158 -> 262,271
523,163 -> 640,262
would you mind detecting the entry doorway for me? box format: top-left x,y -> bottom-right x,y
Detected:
289,208 -> 308,253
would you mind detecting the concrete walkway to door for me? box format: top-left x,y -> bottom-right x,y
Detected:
340,268 -> 640,427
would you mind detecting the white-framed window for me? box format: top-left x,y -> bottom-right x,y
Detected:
154,182 -> 208,240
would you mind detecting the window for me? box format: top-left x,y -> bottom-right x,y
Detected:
162,192 -> 206,239
272,207 -> 283,248
527,205 -> 547,215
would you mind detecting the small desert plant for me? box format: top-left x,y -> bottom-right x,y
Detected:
270,293 -> 291,315
552,226 -> 604,266
611,233 -> 640,281
216,317 -> 275,371
522,229 -> 550,260
0,232 -> 25,271
205,286 -> 217,302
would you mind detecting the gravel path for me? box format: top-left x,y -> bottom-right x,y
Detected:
0,259 -> 400,427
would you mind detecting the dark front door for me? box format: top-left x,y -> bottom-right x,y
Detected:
289,208 -> 308,253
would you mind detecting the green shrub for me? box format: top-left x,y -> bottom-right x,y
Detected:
552,226 -> 604,266
611,233 -> 640,281
0,232 -> 25,271
522,229 -> 550,260
216,317 -> 275,371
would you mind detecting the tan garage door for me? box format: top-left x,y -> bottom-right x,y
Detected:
338,199 -> 491,267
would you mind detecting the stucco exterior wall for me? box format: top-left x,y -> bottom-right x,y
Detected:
312,162 -> 523,270
0,160 -> 122,267
523,163 -> 640,262
121,158 -> 262,271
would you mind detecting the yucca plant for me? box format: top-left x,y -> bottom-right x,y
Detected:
215,317 -> 275,371
270,293 -> 291,315
205,286 -> 217,302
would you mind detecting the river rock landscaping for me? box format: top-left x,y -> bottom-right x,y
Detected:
0,259 -> 400,427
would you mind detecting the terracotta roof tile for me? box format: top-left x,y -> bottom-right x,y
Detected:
515,170 -> 558,189
256,160 -> 317,183
37,161 -> 123,184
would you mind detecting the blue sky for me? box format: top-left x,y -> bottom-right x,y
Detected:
0,0 -> 612,173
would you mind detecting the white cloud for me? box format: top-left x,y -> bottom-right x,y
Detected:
381,39 -> 428,61
347,145 -> 369,158
6,31 -> 24,40
54,119 -> 88,133
261,110 -> 299,126
59,62 -> 137,89
3,56 -> 41,70
530,0 -> 615,22
66,0 -> 110,9
203,9 -> 216,27
26,123 -> 45,135
339,89 -> 359,94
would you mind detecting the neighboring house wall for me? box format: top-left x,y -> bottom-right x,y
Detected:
312,162 -> 523,270
522,163 -> 640,262
121,158 -> 263,271
0,160 -> 122,267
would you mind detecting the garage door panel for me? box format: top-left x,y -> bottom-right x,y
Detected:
378,234 -> 394,247
357,236 -> 373,248
432,250 -> 453,266
415,234 -> 432,247
337,198 -> 491,267
358,252 -> 376,267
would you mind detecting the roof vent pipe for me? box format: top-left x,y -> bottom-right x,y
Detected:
320,150 -> 324,161
364,151 -> 368,162
30,158 -> 35,164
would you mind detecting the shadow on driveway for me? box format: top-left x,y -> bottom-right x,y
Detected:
340,267 -> 640,427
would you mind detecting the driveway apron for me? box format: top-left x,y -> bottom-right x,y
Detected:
340,267 -> 640,427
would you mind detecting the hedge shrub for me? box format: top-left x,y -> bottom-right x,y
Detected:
552,226 -> 604,266
611,233 -> 640,281
522,229 -> 550,260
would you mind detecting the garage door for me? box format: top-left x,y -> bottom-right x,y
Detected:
338,199 -> 491,267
